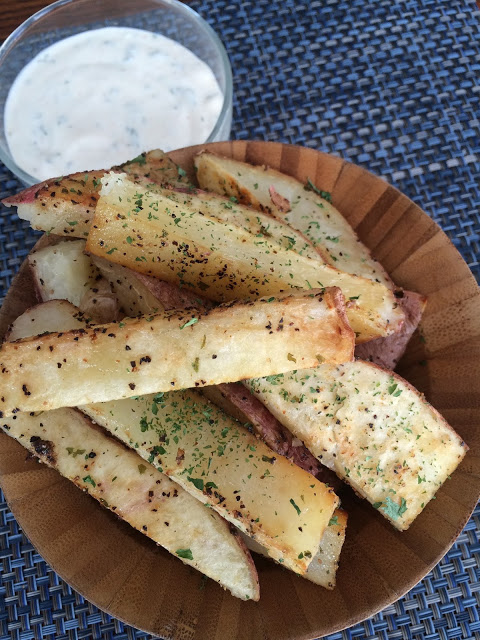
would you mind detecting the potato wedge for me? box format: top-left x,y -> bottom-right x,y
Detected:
82,391 -> 338,574
1,149 -> 189,238
86,173 -> 404,341
28,239 -> 119,323
90,255 -> 165,317
195,152 -> 392,289
355,290 -> 427,370
5,300 -> 91,342
1,408 -> 259,600
1,302 -> 259,601
4,171 -> 103,238
29,239 -> 99,307
152,184 -> 321,260
246,363 -> 468,530
0,289 -> 353,417
241,508 -> 347,589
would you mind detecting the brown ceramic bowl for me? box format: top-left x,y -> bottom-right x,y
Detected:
0,141 -> 479,640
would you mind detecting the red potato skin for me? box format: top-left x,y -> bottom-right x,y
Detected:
355,290 -> 426,369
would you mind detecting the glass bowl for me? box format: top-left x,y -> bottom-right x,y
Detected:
0,0 -> 233,186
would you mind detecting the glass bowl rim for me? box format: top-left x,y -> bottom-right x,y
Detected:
0,0 -> 233,186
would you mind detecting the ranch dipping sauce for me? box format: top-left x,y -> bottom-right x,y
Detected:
5,26 -> 224,181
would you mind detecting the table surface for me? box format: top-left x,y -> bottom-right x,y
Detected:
0,1 -> 479,639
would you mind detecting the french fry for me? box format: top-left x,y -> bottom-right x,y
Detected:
246,362 -> 468,530
0,289 -> 353,417
86,173 -> 404,341
82,391 -> 339,574
194,152 -> 393,289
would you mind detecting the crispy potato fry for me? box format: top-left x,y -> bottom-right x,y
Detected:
1,150 -> 189,238
1,302 -> 259,601
0,289 -> 353,417
117,149 -> 192,187
247,362 -> 468,530
86,174 -> 404,341
194,152 -> 393,289
82,391 -> 339,574
242,508 -> 347,589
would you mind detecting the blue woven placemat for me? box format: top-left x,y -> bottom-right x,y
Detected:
0,0 -> 479,638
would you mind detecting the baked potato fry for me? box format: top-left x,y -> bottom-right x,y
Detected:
82,391 -> 339,574
247,362 -> 468,530
194,152 -> 392,289
1,408 -> 259,600
1,302 -> 260,601
0,289 -> 353,417
242,508 -> 347,589
5,300 -> 91,342
86,173 -> 404,341
28,239 -> 119,323
1,149 -> 189,239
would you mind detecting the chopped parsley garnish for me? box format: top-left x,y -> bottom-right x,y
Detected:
129,154 -> 146,165
328,516 -> 339,526
66,447 -> 86,458
388,383 -> 403,397
290,498 -> 301,516
180,317 -> 198,330
305,178 -> 332,202
382,496 -> 407,521
83,475 -> 96,488
140,416 -> 150,432
176,548 -> 193,560
188,477 -> 204,491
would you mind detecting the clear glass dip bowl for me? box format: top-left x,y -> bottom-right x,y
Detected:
0,0 -> 233,186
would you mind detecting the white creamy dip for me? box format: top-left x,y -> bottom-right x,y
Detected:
5,26 -> 224,180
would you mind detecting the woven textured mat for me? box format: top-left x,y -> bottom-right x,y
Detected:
0,0 -> 479,638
